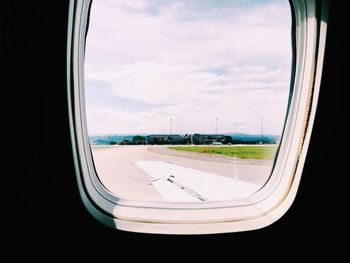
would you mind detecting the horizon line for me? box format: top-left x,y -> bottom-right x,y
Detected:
89,132 -> 281,137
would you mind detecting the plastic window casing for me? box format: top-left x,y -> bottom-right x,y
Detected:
67,0 -> 328,234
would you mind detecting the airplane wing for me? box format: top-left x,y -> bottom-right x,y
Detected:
134,161 -> 260,202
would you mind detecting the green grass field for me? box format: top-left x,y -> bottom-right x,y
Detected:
168,145 -> 278,160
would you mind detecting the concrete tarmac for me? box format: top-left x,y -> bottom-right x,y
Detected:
92,145 -> 274,202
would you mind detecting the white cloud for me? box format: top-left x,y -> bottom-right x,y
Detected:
85,0 -> 292,135
86,106 -> 174,135
111,0 -> 149,10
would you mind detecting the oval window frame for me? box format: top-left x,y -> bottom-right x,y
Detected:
67,0 -> 328,234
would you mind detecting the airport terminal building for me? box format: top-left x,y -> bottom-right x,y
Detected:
191,134 -> 232,145
147,134 -> 185,145
146,134 -> 232,145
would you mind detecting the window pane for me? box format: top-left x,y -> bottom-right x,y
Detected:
85,0 -> 292,203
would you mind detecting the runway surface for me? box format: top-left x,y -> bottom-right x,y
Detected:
92,145 -> 274,202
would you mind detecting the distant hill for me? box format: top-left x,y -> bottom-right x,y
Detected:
90,135 -> 135,145
90,133 -> 280,145
225,133 -> 280,144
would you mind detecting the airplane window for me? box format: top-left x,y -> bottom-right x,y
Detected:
84,0 -> 292,203
68,0 -> 328,233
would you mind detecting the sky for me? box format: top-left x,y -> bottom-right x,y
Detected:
84,0 -> 292,136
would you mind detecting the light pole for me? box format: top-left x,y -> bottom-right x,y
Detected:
216,118 -> 218,135
261,117 -> 264,142
170,118 -> 172,135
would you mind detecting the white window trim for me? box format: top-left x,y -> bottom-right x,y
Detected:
67,0 -> 328,234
